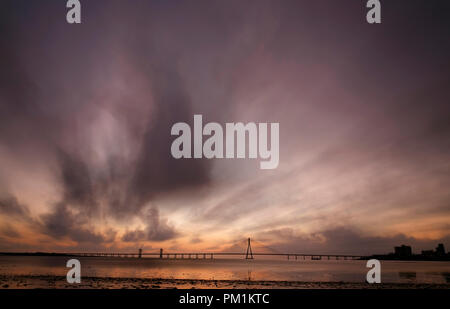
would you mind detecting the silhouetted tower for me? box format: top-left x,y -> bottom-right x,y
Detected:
436,243 -> 445,256
160,248 -> 163,259
246,237 -> 254,259
138,248 -> 142,258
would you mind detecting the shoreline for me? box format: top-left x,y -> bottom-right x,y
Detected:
1,274 -> 449,289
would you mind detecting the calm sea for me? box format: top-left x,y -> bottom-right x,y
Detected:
0,256 -> 449,283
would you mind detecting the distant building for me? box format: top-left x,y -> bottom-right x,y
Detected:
421,250 -> 434,256
395,245 -> 412,257
436,243 -> 445,256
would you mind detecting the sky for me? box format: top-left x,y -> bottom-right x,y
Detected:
0,0 -> 449,255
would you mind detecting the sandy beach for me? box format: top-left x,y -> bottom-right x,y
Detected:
1,274 -> 450,289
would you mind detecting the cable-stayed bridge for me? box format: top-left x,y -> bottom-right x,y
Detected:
68,238 -> 366,260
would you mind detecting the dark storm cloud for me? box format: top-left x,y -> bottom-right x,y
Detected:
0,196 -> 29,217
121,67 -> 211,214
257,227 -> 450,255
40,202 -> 113,244
1,0 -> 450,251
0,194 -> 113,246
122,207 -> 178,242
0,224 -> 20,238
0,0 -> 221,243
58,150 -> 97,213
35,151 -> 114,244
0,1 -> 57,148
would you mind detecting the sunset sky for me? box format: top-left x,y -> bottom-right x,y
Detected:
0,0 -> 449,255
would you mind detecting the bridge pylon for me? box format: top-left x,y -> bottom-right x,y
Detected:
246,237 -> 254,259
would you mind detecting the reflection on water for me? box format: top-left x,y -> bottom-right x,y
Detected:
399,272 -> 416,282
0,256 -> 449,283
441,272 -> 450,283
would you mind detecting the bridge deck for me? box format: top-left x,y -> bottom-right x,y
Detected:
67,252 -> 365,259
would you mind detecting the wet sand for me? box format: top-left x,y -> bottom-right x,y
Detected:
1,274 -> 449,289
